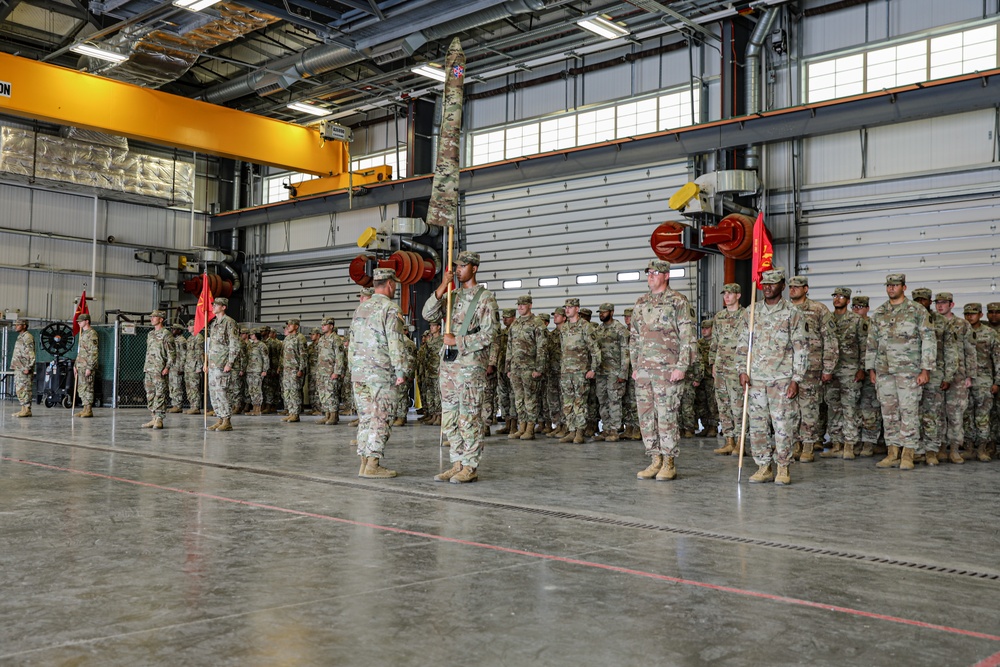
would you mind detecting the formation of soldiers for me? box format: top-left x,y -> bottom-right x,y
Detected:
9,259 -> 1000,488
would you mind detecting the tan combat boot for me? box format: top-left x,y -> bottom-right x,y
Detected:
496,421 -> 511,435
207,419 -> 222,431
141,415 -> 156,428
820,443 -> 843,458
860,442 -> 875,457
876,445 -> 900,468
450,466 -> 478,483
283,414 -> 300,423
434,462 -> 462,482
681,429 -> 695,439
774,465 -> 791,485
799,443 -> 817,463
948,443 -> 965,464
167,406 -> 182,414
592,430 -> 607,442
207,409 -> 216,417
792,441 -> 803,461
713,438 -> 736,455
329,411 -> 339,425
216,417 -> 233,432
605,432 -> 620,442
558,429 -> 576,443
360,458 -> 397,479
153,417 -> 164,429
925,450 -> 939,466
357,456 -> 368,476
572,429 -> 585,444
630,427 -> 643,441
749,463 -> 774,483
584,422 -> 597,438
79,405 -> 93,418
549,424 -> 567,438
483,424 -> 491,437
508,422 -> 526,439
316,413 -> 329,425
393,417 -> 406,427
637,454 -> 664,480
539,422 -> 552,435
520,423 -> 536,441
184,407 -> 201,415
655,457 -> 677,481
977,445 -> 992,462
843,442 -> 857,460
249,404 -> 261,416
899,447 -> 916,470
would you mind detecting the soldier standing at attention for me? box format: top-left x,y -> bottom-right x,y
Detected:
394,325 -> 417,426
230,327 -> 249,415
621,308 -> 640,440
987,303 -> 1000,454
73,314 -> 98,418
352,268 -> 408,479
9,318 -> 35,418
911,288 -> 954,466
280,318 -> 307,423
536,312 -> 552,434
558,298 -> 601,444
545,307 -> 566,438
184,321 -> 205,414
580,307 -> 601,437
494,308 -> 516,433
822,287 -> 866,459
422,251 -> 499,484
865,274 -> 935,470
505,295 -> 547,441
245,328 -> 269,416
853,296 -> 882,457
593,303 -> 629,442
632,259 -> 696,481
422,319 -> 443,425
787,275 -> 838,462
166,321 -> 186,414
142,310 -> 174,429
307,327 -> 322,415
937,294 -> 974,464
692,320 -> 719,438
205,297 -> 241,432
711,284 -> 746,455
964,303 -> 1000,462
315,316 -> 346,425
738,270 -> 808,485
264,327 -> 283,414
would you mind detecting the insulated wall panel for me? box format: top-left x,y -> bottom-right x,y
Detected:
259,262 -> 359,331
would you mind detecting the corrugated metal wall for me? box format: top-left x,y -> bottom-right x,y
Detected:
259,262 -> 359,332
464,161 -> 697,317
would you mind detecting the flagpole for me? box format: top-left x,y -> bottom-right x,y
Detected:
71,335 -> 79,417
203,332 -> 209,430
736,282 -> 758,483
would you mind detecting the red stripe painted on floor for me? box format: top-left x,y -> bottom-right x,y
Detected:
974,651 -> 1000,667
6,454 -> 1000,649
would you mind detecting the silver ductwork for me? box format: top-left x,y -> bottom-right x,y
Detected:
198,0 -> 545,105
744,7 -> 779,171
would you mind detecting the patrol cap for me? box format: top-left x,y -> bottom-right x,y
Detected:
911,288 -> 932,300
580,307 -> 592,316
501,308 -> 516,318
598,302 -> 614,312
623,307 -> 634,316
310,327 -> 321,335
170,320 -> 185,330
286,318 -> 300,326
988,302 -> 1000,312
78,313 -> 91,322
539,313 -> 550,323
517,295 -> 533,305
788,276 -> 809,287
373,267 -> 398,282
832,287 -> 852,298
646,259 -> 670,273
322,316 -> 336,326
759,269 -> 785,285
455,250 -> 480,266
934,292 -> 954,303
150,310 -> 166,319
553,306 -> 566,316
564,298 -> 580,307
885,273 -> 906,285
214,297 -> 229,307
360,287 -> 374,298
701,319 -> 714,329
964,303 -> 982,314
427,316 -> 441,325
14,318 -> 28,326
721,283 -> 742,294
851,296 -> 869,307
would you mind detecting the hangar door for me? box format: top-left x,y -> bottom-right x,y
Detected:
464,160 -> 695,317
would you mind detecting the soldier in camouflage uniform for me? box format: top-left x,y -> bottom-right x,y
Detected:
536,312 -> 552,433
911,289 -> 954,466
73,314 -> 98,418
142,310 -> 174,429
505,295 -> 547,441
9,318 -> 34,418
632,259 -> 696,481
853,296 -> 882,456
787,276 -> 839,462
477,321 -> 498,433
865,274 -> 936,470
423,251 -> 499,484
558,298 -> 601,444
987,302 -> 1000,455
937,295 -> 974,463
738,269 -> 808,485
821,287 -> 865,459
245,328 -> 269,415
307,327 -> 322,415
421,319 -> 443,425
352,268 -> 408,479
693,320 -> 718,438
964,303 -> 1000,461
264,328 -> 283,413
280,319 -> 307,422
545,307 -> 566,438
183,321 -> 205,414
394,326 -> 417,426
711,284 -> 747,455
205,297 -> 241,431
494,308 -> 516,433
622,308 -> 640,440
166,321 -> 186,413
315,316 -> 346,425
678,307 -> 699,439
228,327 -> 249,416
593,303 -> 629,442
580,307 -> 601,436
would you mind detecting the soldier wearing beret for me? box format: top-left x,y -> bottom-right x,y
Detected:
711,283 -> 747,455
592,303 -> 629,442
964,303 -> 1000,461
494,307 -> 518,434
142,310 -> 175,429
865,274 -> 936,470
205,297 -> 241,431
934,292 -> 974,463
280,317 -> 307,423
504,294 -> 547,440
632,259 -> 696,481
73,314 -> 98,418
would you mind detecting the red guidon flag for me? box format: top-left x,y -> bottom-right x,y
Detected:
193,273 -> 215,335
72,289 -> 89,335
751,211 -> 774,283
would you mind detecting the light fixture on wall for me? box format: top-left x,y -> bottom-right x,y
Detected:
576,15 -> 629,40
286,101 -> 330,116
411,64 -> 447,82
69,43 -> 129,63
173,0 -> 221,12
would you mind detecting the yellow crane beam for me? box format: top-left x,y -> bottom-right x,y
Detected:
0,52 -> 346,176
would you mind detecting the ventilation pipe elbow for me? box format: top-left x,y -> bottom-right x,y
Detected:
744,7 -> 779,171
400,237 -> 441,273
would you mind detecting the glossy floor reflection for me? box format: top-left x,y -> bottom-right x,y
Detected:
1,405 -> 999,666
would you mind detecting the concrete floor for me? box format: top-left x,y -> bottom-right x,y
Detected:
1,405 -> 999,667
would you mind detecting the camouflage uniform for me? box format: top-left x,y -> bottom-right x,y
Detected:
622,308 -> 638,434
307,330 -> 321,411
352,288 -> 407,460
582,310 -> 600,431
738,273 -> 808,470
228,330 -> 248,414
559,303 -> 601,433
397,333 -> 417,420
825,289 -> 865,451
10,324 -> 35,408
865,275 -> 936,457
913,289 -> 953,456
988,302 -> 1000,451
505,296 -> 548,426
281,324 -> 307,417
479,326 -> 499,425
206,308 -> 241,420
594,304 -> 630,436
678,308 -> 698,437
495,311 -> 516,427
144,320 -> 175,420
630,265 -> 696,462
265,334 -> 283,410
316,321 -> 347,418
184,329 -> 205,411
965,304 -> 1000,455
942,312 -> 974,457
546,314 -> 564,427
246,332 -> 269,408
423,329 -> 443,418
853,297 -> 882,450
167,325 -> 186,410
693,326 -> 718,435
710,296 -> 747,441
74,323 -> 99,407
421,258 -> 499,470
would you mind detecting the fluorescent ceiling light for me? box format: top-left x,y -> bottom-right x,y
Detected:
411,64 -> 446,82
287,101 -> 330,116
70,43 -> 129,63
173,0 -> 221,12
577,15 -> 629,40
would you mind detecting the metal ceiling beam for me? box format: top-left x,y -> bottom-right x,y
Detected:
24,0 -> 89,21
210,68 -> 1000,230
0,0 -> 21,22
